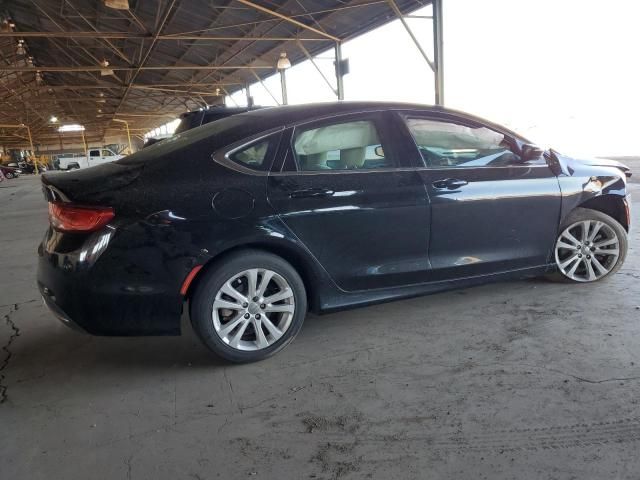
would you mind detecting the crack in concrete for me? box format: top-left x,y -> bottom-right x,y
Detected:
0,298 -> 37,309
223,367 -> 242,415
1,303 -> 21,404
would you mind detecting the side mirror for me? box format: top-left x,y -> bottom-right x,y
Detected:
374,145 -> 385,157
520,143 -> 544,162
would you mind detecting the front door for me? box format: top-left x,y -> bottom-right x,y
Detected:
399,113 -> 562,280
267,112 -> 430,291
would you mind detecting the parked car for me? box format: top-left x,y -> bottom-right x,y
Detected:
58,147 -> 123,170
0,165 -> 21,178
8,160 -> 44,174
143,105 -> 263,148
38,102 -> 632,362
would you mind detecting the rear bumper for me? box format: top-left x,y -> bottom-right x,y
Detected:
37,226 -> 185,336
40,286 -> 86,333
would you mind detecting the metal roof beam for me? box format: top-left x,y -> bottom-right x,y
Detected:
0,32 -> 328,41
235,0 -> 340,42
0,66 -> 275,72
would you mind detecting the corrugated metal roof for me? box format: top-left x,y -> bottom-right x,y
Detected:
0,0 -> 430,147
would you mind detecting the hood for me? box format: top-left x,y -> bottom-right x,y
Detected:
576,157 -> 631,177
548,150 -> 632,178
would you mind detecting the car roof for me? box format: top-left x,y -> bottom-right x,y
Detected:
227,101 -> 529,143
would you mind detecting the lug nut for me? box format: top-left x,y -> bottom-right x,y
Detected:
242,302 -> 248,308
255,314 -> 261,319
260,304 -> 265,309
252,297 -> 258,302
578,254 -> 582,258
587,255 -> 591,259
244,313 -> 250,319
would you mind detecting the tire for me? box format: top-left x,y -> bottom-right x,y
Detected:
5,172 -> 13,179
547,207 -> 627,283
190,250 -> 307,363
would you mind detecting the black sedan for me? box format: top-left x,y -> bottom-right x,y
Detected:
37,102 -> 632,362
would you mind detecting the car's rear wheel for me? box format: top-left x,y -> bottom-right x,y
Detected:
190,250 -> 307,362
5,172 -> 13,179
550,207 -> 627,283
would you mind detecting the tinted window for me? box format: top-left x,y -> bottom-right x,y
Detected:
89,150 -> 99,157
293,120 -> 390,171
229,140 -> 270,171
406,118 -> 524,168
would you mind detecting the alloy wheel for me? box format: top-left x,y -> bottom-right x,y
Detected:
554,220 -> 620,282
211,268 -> 295,351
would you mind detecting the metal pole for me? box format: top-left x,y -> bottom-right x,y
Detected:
335,42 -> 345,100
124,121 -> 132,154
433,0 -> 445,106
245,83 -> 254,108
26,126 -> 37,174
81,130 -> 88,159
279,70 -> 288,105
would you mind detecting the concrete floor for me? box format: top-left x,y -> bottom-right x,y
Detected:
1,174 -> 639,480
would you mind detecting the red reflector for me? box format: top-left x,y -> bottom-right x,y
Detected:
48,202 -> 115,232
180,265 -> 203,296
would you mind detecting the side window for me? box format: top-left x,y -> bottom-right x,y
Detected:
102,149 -> 112,157
293,120 -> 390,171
89,150 -> 100,157
229,139 -> 271,171
406,117 -> 524,168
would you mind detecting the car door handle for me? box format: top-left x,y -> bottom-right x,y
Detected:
289,188 -> 335,199
432,178 -> 468,190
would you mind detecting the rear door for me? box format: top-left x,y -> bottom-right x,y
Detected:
267,112 -> 431,291
397,112 -> 562,280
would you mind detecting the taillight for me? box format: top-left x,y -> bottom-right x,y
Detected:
48,202 -> 115,232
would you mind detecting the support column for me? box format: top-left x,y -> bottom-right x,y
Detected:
279,70 -> 288,105
245,83 -> 254,107
433,0 -> 444,106
334,42 -> 345,100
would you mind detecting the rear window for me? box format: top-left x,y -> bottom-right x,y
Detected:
229,140 -> 271,171
117,113 -> 262,166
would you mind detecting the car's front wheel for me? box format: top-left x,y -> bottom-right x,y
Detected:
551,207 -> 627,283
190,250 -> 307,362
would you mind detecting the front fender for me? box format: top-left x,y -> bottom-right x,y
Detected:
555,153 -> 629,228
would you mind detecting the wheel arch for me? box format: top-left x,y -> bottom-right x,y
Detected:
576,194 -> 629,231
184,238 -> 324,313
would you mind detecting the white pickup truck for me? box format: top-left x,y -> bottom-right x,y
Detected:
58,148 -> 124,170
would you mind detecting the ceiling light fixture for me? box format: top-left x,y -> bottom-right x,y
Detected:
58,124 -> 85,133
276,52 -> 291,70
104,0 -> 129,10
100,59 -> 114,76
49,115 -> 58,123
16,39 -> 25,55
1,19 -> 15,32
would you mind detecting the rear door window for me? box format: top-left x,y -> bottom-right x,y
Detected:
292,119 -> 391,171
